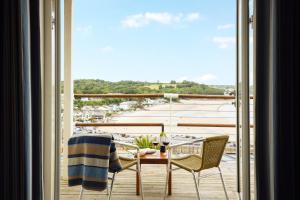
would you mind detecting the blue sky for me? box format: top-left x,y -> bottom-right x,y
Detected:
70,0 -> 238,85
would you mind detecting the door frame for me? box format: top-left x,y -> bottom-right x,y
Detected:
43,0 -> 254,199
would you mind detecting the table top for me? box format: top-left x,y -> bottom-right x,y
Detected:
140,150 -> 168,164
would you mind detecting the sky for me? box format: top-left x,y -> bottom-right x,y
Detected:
69,0 -> 239,85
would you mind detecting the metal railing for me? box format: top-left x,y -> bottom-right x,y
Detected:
178,123 -> 254,128
75,122 -> 165,132
74,93 -> 252,99
73,93 -> 254,136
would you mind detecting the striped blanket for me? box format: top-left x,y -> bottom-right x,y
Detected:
68,134 -> 122,191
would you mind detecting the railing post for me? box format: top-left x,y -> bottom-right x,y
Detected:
163,93 -> 179,135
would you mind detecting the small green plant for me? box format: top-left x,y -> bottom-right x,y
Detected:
134,135 -> 154,149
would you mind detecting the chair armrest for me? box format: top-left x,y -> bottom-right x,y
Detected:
192,138 -> 205,144
169,141 -> 193,149
114,141 -> 139,150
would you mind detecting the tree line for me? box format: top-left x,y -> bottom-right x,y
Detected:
69,79 -> 224,95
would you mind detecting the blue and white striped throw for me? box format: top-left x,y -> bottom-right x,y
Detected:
68,134 -> 122,191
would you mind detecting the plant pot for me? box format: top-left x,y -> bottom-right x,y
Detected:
160,145 -> 166,153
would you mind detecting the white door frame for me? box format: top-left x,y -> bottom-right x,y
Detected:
43,0 -> 253,199
237,0 -> 252,199
41,0 -> 57,199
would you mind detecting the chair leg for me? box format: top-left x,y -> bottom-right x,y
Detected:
192,171 -> 201,200
164,164 -> 170,200
137,164 -> 144,200
107,174 -> 113,195
218,167 -> 229,200
197,171 -> 201,187
79,186 -> 83,200
108,173 -> 116,200
106,181 -> 109,195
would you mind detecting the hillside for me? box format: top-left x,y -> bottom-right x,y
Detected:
72,79 -> 224,95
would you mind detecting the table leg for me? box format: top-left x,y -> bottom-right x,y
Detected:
136,164 -> 140,195
168,165 -> 172,195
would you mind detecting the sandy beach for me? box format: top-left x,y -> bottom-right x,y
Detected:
89,99 -> 254,145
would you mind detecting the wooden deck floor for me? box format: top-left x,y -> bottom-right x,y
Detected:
60,155 -> 254,200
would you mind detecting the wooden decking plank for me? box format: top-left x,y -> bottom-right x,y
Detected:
61,161 -> 254,199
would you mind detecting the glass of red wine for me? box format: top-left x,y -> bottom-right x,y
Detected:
162,136 -> 170,147
152,136 -> 159,149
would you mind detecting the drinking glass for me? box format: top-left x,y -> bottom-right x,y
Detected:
162,137 -> 170,146
152,136 -> 159,149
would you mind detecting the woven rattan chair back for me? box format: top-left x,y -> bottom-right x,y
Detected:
200,135 -> 229,170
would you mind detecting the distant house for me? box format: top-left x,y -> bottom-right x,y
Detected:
224,89 -> 235,96
93,106 -> 107,119
81,97 -> 89,101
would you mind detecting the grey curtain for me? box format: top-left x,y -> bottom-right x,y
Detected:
255,0 -> 299,199
0,0 -> 42,199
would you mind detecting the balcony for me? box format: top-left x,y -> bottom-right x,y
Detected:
60,93 -> 254,199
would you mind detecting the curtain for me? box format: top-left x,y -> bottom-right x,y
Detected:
30,0 -> 43,199
255,0 -> 299,199
0,0 -> 42,199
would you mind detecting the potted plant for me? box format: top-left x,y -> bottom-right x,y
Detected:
134,135 -> 154,149
133,135 -> 158,156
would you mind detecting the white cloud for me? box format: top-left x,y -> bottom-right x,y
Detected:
217,23 -> 234,30
145,12 -> 177,24
121,14 -> 149,28
194,74 -> 217,83
121,12 -> 201,28
185,13 -> 201,22
99,46 -> 113,53
212,36 -> 235,48
76,25 -> 93,34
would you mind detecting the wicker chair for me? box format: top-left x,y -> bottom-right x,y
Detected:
113,141 -> 144,200
79,141 -> 144,200
164,135 -> 229,200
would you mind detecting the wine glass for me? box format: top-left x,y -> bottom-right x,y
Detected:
152,136 -> 159,150
162,136 -> 170,146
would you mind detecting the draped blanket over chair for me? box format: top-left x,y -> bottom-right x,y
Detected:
68,134 -> 122,191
